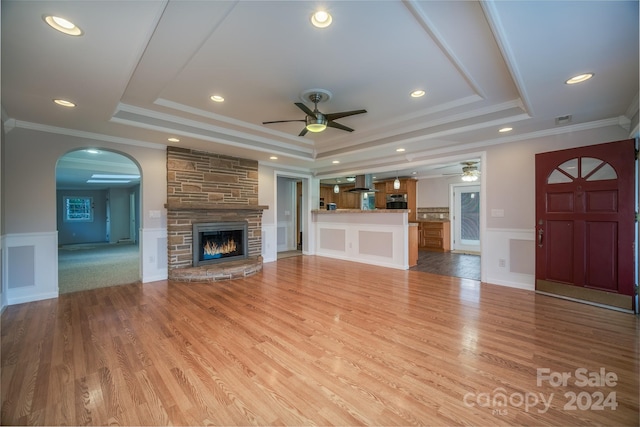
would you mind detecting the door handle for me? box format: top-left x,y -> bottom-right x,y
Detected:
538,228 -> 544,248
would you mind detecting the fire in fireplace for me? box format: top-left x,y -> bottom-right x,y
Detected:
192,221 -> 248,267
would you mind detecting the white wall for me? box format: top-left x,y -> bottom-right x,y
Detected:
1,127 -> 168,304
107,187 -> 132,243
258,164 -> 318,263
414,125 -> 632,290
416,175 -> 461,207
1,124 -> 632,305
482,126 -> 631,289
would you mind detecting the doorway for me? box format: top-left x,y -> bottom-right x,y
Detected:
535,139 -> 636,312
276,176 -> 304,259
451,184 -> 481,254
56,149 -> 141,293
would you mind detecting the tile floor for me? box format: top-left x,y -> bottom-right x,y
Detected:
410,250 -> 480,281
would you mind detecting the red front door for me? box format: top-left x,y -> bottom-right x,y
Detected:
535,139 -> 636,311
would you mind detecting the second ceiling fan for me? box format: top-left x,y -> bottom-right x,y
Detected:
262,89 -> 366,136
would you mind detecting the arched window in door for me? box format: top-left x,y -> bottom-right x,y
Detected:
547,157 -> 617,184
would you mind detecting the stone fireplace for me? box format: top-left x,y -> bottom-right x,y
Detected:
165,147 -> 268,282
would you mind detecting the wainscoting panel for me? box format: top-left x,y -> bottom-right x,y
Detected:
314,215 -> 408,270
141,228 -> 168,283
261,224 -> 277,263
3,231 -> 58,305
8,245 -> 35,288
484,228 -> 535,290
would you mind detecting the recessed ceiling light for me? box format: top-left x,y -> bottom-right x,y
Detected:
410,90 -> 425,98
332,160 -> 340,164
168,137 -> 180,142
396,148 -> 405,152
43,15 -> 83,36
565,73 -> 594,85
311,10 -> 332,28
411,171 -> 417,175
53,99 -> 76,107
210,95 -> 224,102
499,127 -> 513,133
270,156 -> 278,160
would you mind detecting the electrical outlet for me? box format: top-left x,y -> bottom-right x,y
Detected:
498,258 -> 506,268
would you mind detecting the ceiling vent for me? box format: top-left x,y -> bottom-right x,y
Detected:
555,115 -> 572,125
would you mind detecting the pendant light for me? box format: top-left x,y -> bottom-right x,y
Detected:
333,184 -> 339,193
393,172 -> 400,190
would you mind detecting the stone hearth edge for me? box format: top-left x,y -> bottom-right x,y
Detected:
169,256 -> 263,282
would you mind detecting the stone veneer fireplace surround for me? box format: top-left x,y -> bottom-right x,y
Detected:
165,147 -> 268,281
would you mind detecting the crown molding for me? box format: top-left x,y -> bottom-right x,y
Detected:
12,121 -> 166,150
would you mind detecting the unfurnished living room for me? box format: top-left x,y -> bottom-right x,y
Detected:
1,1 -> 639,426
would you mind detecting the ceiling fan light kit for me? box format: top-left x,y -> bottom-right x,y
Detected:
461,173 -> 479,182
442,161 -> 481,181
262,88 -> 366,136
305,114 -> 327,132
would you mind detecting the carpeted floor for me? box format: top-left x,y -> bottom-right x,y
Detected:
58,243 -> 140,294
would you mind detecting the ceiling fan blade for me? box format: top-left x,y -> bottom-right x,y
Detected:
325,109 -> 367,121
294,102 -> 316,118
262,119 -> 305,124
327,121 -> 354,132
298,127 -> 308,137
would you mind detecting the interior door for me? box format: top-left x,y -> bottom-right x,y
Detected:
452,184 -> 481,253
535,139 -> 636,311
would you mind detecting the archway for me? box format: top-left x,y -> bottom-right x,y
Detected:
56,149 -> 141,293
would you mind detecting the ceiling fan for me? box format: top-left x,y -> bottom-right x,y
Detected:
444,161 -> 481,181
262,89 -> 366,136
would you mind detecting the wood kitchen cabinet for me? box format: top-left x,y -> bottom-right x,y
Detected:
319,184 -> 359,209
409,223 -> 418,266
374,182 -> 386,209
418,221 -> 450,251
379,178 -> 416,221
385,179 -> 408,194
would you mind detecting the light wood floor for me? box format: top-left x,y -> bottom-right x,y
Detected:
2,256 -> 638,426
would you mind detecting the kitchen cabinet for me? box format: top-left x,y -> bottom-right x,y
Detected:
385,179 -> 409,194
409,223 -> 418,266
418,221 -> 450,251
380,178 -> 416,221
319,184 -> 359,209
374,182 -> 386,209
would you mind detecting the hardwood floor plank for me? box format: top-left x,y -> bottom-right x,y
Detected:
2,255 -> 638,425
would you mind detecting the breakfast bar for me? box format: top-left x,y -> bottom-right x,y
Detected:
312,209 -> 418,269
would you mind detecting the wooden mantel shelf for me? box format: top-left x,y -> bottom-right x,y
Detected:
165,202 -> 269,211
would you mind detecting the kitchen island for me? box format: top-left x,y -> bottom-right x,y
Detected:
312,209 -> 417,269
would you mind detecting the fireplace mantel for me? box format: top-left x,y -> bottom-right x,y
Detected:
165,202 -> 269,211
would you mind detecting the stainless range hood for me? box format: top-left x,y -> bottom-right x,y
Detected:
346,174 -> 378,193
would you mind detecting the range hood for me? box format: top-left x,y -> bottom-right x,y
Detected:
346,174 -> 378,193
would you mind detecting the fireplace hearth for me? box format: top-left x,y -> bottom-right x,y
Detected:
193,221 -> 248,267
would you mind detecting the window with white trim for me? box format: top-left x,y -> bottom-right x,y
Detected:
63,196 -> 94,222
